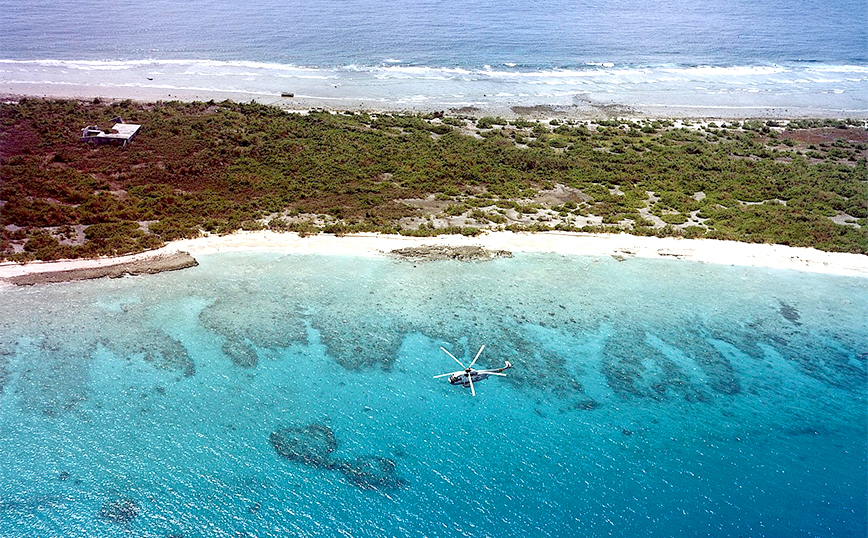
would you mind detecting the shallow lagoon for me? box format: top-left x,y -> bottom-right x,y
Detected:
0,252 -> 865,537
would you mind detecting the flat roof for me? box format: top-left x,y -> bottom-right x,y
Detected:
82,123 -> 141,140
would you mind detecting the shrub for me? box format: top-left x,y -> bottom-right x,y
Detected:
660,213 -> 689,225
2,98 -> 865,259
149,217 -> 201,241
444,204 -> 467,216
477,116 -> 507,129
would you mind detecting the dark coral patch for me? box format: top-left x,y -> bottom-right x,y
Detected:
270,422 -> 406,491
98,498 -> 140,524
270,423 -> 338,469
336,456 -> 406,491
103,329 -> 195,377
221,334 -> 259,368
778,301 -> 801,325
199,296 -> 307,369
312,318 -> 407,371
571,399 -> 602,411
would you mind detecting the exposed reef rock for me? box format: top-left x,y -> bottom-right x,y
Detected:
3,251 -> 198,286
389,245 -> 512,262
510,104 -> 567,117
98,498 -> 140,524
270,424 -> 338,469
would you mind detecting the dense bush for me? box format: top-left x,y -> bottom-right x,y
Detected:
1,98 -> 866,260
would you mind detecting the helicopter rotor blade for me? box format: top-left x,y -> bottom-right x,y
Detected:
468,345 -> 485,369
440,347 -> 466,369
484,372 -> 507,376
467,371 -> 475,396
433,371 -> 461,379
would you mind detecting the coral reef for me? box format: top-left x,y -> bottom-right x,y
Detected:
15,337 -> 93,416
568,399 -> 602,411
311,317 -> 407,371
270,424 -> 338,469
98,498 -> 139,524
270,422 -> 406,491
0,348 -> 9,395
337,456 -> 405,490
600,330 -> 665,399
782,337 -> 865,390
199,295 -> 307,368
647,326 -> 741,396
713,316 -> 863,391
102,328 -> 195,377
778,300 -> 801,325
601,328 -> 713,402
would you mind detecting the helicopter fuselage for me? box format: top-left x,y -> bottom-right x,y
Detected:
434,346 -> 511,396
449,370 -> 490,387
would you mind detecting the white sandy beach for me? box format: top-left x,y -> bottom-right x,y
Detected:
2,231 -> 867,282
5,83 -> 863,121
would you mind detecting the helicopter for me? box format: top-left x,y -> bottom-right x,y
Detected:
433,345 -> 512,396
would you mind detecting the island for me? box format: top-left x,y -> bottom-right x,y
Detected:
1,97 -> 866,281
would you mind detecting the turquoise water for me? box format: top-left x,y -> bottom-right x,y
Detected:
0,252 -> 866,537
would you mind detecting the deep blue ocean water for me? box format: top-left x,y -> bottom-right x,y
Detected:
0,252 -> 865,537
1,0 -> 866,113
2,0 -> 866,67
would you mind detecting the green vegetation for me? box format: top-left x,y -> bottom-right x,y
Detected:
1,98 -> 866,261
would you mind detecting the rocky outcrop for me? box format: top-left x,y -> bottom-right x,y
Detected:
389,245 -> 512,262
2,251 -> 198,286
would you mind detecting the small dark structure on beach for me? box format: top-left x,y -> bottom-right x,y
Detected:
80,117 -> 141,146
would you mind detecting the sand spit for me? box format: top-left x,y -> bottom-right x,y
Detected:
1,231 -> 867,286
1,251 -> 198,286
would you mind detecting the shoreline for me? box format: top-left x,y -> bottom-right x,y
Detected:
4,85 -> 867,121
2,231 -> 867,286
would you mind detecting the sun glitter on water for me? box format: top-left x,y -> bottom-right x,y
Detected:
0,252 -> 865,537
